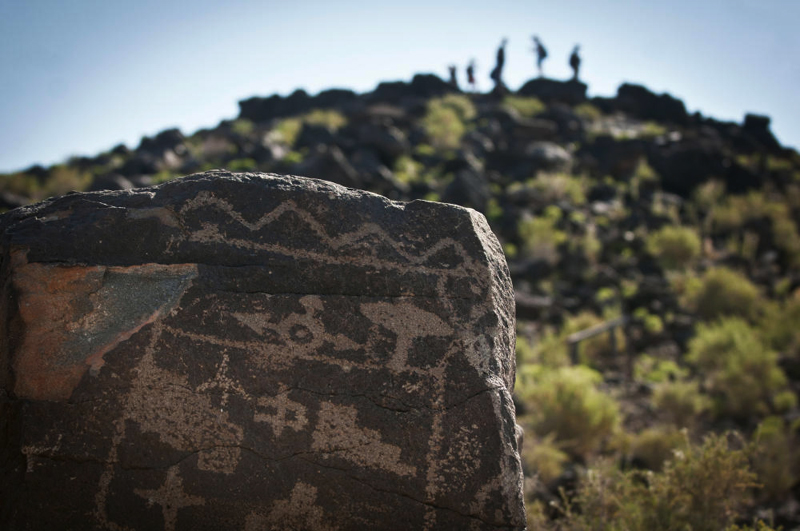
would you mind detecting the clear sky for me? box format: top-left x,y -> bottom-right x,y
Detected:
1,0 -> 798,173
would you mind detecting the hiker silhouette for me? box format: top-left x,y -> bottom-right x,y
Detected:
532,36 -> 548,77
448,65 -> 459,90
569,45 -> 581,81
489,38 -> 508,91
466,60 -> 476,92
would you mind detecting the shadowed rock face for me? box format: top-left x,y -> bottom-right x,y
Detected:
0,171 -> 524,530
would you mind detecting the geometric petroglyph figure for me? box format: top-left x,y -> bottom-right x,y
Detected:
0,171 -> 525,529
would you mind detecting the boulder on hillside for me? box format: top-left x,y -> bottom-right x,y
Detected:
517,78 -> 588,105
743,113 -> 781,151
0,171 -> 525,530
369,73 -> 458,102
615,83 -> 689,125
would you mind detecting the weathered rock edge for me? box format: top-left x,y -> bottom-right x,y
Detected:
1,171 -> 525,530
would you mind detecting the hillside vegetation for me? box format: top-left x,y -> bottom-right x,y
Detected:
4,73 -> 800,529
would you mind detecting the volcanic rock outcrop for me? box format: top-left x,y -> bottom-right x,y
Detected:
0,171 -> 524,530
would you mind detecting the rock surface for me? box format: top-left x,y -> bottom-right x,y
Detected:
0,171 -> 524,530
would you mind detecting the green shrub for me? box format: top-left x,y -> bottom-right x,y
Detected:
683,267 -> 761,321
574,102 -> 603,121
686,318 -> 787,419
563,433 -> 756,531
562,311 -> 626,367
711,191 -> 800,267
230,118 -> 255,136
274,117 -> 303,146
502,95 -> 546,118
522,433 -> 569,485
646,225 -> 701,270
518,214 -> 566,264
629,425 -> 687,471
634,355 -> 688,383
272,109 -> 347,148
751,416 -> 799,501
529,172 -> 587,205
422,95 -> 475,151
302,109 -> 347,130
517,365 -> 620,458
652,380 -> 711,428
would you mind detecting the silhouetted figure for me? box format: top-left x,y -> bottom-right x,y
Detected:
532,36 -> 548,77
490,38 -> 508,92
466,60 -> 476,92
569,45 -> 581,81
448,65 -> 459,90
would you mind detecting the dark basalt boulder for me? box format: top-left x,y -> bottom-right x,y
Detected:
0,171 -> 525,530
615,83 -> 689,125
517,78 -> 588,106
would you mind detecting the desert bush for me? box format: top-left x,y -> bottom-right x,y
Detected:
634,355 -> 687,383
629,425 -> 687,471
682,267 -> 761,321
686,318 -> 787,419
562,311 -> 626,367
646,225 -> 701,270
422,94 -> 475,151
711,191 -> 800,267
518,212 -> 566,264
517,365 -> 620,459
751,416 -> 800,501
574,102 -> 603,121
272,109 -> 347,148
502,95 -> 546,118
760,293 -> 800,357
562,433 -> 756,531
230,118 -> 255,137
652,380 -> 711,428
522,433 -> 569,485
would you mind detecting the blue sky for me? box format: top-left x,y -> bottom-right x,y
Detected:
1,0 -> 798,172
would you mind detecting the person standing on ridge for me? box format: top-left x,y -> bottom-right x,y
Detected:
490,38 -> 508,92
532,36 -> 548,77
448,65 -> 459,90
466,60 -> 476,92
569,45 -> 581,81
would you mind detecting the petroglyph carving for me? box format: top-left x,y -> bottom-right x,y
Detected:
1,172 -> 525,529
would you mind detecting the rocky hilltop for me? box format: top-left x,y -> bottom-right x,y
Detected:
2,73 -> 800,529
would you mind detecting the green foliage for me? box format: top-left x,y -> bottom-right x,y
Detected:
646,225 -> 701,270
686,318 -> 787,419
227,158 -> 257,171
522,433 -> 569,485
422,95 -> 475,151
230,119 -> 255,137
518,214 -> 567,264
629,425 -> 687,471
640,121 -> 668,138
752,416 -> 800,501
652,380 -> 711,428
273,109 -> 347,148
502,95 -> 546,118
528,172 -> 588,205
392,155 -> 423,185
303,108 -> 347,130
274,117 -> 303,147
760,293 -> 800,357
711,191 -> 800,267
683,267 -> 761,321
1,165 -> 92,201
563,311 -> 626,366
517,365 -> 620,458
634,355 -> 688,383
560,433 -> 756,531
574,102 -> 603,121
